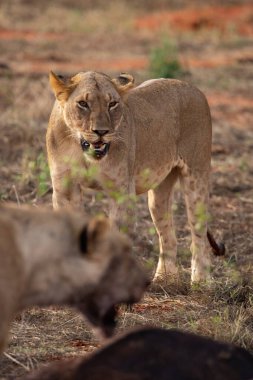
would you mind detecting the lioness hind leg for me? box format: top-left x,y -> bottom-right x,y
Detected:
148,169 -> 179,282
180,173 -> 210,283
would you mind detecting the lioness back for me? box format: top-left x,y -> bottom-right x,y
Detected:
126,79 -> 211,194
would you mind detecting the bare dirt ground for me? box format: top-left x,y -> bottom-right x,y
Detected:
0,0 -> 253,378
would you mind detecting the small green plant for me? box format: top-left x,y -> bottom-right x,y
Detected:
145,257 -> 156,271
148,226 -> 156,236
195,201 -> 211,233
24,152 -> 50,197
28,152 -> 51,196
0,191 -> 8,201
239,157 -> 249,172
37,153 -> 51,196
149,38 -> 182,79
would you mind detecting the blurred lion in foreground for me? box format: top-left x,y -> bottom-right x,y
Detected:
0,203 -> 147,353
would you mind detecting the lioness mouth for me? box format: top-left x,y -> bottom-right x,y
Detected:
80,138 -> 110,159
77,299 -> 132,338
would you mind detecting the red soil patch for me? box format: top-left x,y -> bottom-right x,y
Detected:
11,57 -> 147,74
70,340 -> 98,351
181,51 -> 253,69
207,92 -> 253,109
207,92 -> 253,131
135,5 -> 253,36
133,303 -> 173,312
0,28 -> 63,41
9,50 -> 252,74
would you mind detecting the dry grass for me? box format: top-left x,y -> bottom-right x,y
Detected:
0,0 -> 253,378
0,2 -> 136,33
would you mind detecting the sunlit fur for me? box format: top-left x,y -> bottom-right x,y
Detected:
47,71 -> 220,284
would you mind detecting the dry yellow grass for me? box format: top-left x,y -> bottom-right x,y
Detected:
0,0 -> 253,378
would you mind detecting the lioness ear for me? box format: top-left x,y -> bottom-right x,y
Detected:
80,217 -> 110,253
88,217 -> 110,241
112,73 -> 135,95
49,71 -> 76,103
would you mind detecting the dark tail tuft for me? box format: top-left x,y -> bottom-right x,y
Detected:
207,230 -> 225,256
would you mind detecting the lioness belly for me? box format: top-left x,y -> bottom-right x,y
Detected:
134,164 -> 172,195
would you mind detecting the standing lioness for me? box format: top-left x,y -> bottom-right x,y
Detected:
47,71 -> 224,283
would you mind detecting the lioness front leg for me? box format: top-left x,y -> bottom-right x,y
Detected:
51,170 -> 82,210
180,173 -> 210,283
148,169 -> 179,282
108,181 -> 136,236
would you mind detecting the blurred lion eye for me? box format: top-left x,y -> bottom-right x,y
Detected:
77,100 -> 89,110
109,101 -> 118,110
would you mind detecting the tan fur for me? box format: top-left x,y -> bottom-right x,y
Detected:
0,203 -> 147,352
47,71 -> 214,283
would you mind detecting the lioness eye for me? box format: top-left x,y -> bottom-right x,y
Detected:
77,100 -> 89,110
109,101 -> 118,110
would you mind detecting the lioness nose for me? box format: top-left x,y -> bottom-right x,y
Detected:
93,130 -> 109,137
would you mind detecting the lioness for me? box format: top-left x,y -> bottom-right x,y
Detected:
0,203 -> 147,353
47,71 -> 224,284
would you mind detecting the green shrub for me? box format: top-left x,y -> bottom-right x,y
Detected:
25,152 -> 50,196
149,39 -> 182,79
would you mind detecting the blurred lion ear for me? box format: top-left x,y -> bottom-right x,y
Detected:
88,217 -> 110,242
112,73 -> 135,95
79,217 -> 110,255
49,71 -> 77,103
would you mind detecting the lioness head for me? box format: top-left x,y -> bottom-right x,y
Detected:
49,71 -> 134,161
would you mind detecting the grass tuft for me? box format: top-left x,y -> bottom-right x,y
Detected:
149,38 -> 182,79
